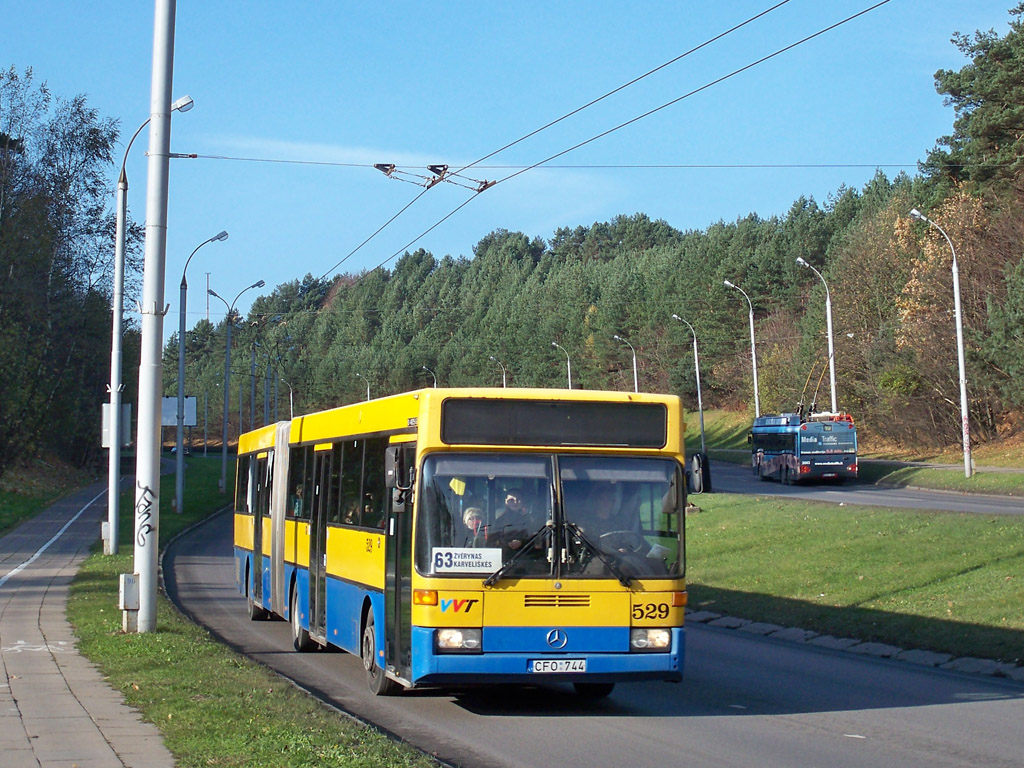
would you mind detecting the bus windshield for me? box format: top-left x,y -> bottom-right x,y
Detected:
416,453 -> 683,581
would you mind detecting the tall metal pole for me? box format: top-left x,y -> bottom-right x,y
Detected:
422,365 -> 437,387
176,232 -> 227,514
106,95 -> 191,556
105,148 -> 132,556
210,280 -> 264,493
672,315 -> 706,455
552,342 -> 572,389
221,311 -> 233,492
910,209 -> 973,478
613,335 -> 638,393
796,257 -> 837,414
356,373 -> 370,401
250,341 -> 258,430
724,280 -> 760,417
264,359 -> 271,424
131,0 -> 177,633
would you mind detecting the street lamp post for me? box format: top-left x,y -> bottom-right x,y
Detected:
613,335 -> 638,393
909,208 -> 973,478
176,231 -> 228,515
671,315 -> 706,455
422,365 -> 437,387
551,342 -> 572,389
796,257 -> 837,415
724,280 -> 760,417
105,94 -> 192,556
280,378 -> 295,419
131,0 -> 184,634
249,339 -> 259,431
356,373 -> 370,401
209,280 -> 265,494
489,356 -> 507,387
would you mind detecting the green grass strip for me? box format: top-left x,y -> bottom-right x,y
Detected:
67,456 -> 435,768
687,493 -> 1024,663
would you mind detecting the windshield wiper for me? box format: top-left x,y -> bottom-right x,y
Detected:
483,522 -> 552,587
563,521 -> 632,587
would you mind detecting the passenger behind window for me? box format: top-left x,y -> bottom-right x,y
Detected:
463,506 -> 487,546
290,484 -> 306,518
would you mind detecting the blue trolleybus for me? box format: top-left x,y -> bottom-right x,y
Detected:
749,412 -> 858,484
233,387 -> 687,698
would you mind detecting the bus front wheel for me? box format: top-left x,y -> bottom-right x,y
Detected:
361,614 -> 400,696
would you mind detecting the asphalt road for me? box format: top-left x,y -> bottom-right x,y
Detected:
165,511 -> 1024,768
701,459 -> 1024,515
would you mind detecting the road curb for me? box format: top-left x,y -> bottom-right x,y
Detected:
686,609 -> 1024,684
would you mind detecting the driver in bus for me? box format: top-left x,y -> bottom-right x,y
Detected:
578,483 -> 645,550
492,485 -> 537,551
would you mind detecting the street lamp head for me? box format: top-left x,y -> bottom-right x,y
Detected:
252,280 -> 266,289
207,288 -> 222,299
613,334 -> 622,342
489,355 -> 498,362
171,95 -> 194,113
795,257 -> 808,267
671,314 -> 680,321
213,230 -> 229,242
723,279 -> 735,289
909,208 -> 925,221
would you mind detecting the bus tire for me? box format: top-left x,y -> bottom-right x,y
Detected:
246,565 -> 269,621
781,466 -> 790,486
362,613 -> 400,696
291,583 -> 315,652
573,682 -> 615,699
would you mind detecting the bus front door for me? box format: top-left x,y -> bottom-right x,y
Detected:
250,459 -> 264,608
384,443 -> 415,679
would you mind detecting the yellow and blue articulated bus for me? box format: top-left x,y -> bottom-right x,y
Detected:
234,387 -> 687,698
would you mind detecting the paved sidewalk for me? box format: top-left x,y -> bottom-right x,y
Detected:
0,481 -> 175,767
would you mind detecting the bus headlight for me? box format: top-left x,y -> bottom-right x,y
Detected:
435,628 -> 482,653
630,628 -> 671,652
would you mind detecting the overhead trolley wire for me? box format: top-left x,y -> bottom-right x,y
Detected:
313,0 -> 794,281
492,0 -> 893,189
448,0 -> 794,178
355,0 -> 893,280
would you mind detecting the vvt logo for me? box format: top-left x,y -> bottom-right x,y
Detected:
440,598 -> 479,613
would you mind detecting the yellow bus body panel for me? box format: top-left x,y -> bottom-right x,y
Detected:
234,513 -> 253,551
326,526 -> 386,590
285,518 -> 309,567
410,577 -> 685,629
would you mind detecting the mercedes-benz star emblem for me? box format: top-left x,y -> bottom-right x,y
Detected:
546,629 -> 568,649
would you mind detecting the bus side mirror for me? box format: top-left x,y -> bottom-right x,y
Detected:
385,445 -> 414,491
385,446 -> 402,489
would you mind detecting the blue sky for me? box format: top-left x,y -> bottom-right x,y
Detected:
6,1 -> 1016,338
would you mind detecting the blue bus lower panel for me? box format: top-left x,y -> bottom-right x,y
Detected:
410,626 -> 684,686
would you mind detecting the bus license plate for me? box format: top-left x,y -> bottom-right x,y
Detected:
530,659 -> 586,673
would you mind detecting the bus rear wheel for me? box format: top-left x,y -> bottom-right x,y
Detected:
291,584 -> 315,652
361,613 -> 400,696
573,682 -> 615,699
